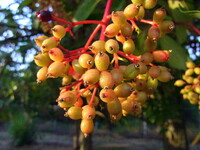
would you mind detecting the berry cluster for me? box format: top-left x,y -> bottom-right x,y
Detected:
34,0 -> 174,136
174,62 -> 200,108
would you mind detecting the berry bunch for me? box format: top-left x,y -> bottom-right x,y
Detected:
174,62 -> 200,107
34,0 -> 174,136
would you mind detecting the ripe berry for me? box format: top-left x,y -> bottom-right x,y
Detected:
62,75 -> 72,85
34,35 -> 48,47
148,26 -> 160,41
82,69 -> 100,85
34,52 -> 52,67
143,0 -> 157,9
86,96 -> 99,107
41,38 -> 58,52
111,68 -> 124,85
99,71 -> 114,89
80,119 -> 94,135
135,6 -> 145,20
82,105 -> 96,120
148,66 -> 161,79
111,11 -> 126,25
78,54 -> 94,69
57,91 -> 77,108
104,23 -> 120,37
47,61 -> 66,78
66,106 -> 82,120
95,51 -> 110,71
51,25 -> 66,39
89,40 -> 106,54
99,88 -> 117,103
105,39 -> 119,54
124,4 -> 140,18
174,80 -> 186,87
36,10 -> 52,22
49,48 -> 64,62
36,66 -> 48,83
140,52 -> 153,64
144,37 -> 157,52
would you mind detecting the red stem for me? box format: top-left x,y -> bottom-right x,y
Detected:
100,0 -> 113,41
73,20 -> 105,26
117,51 -> 140,64
114,53 -> 119,68
137,19 -> 158,26
176,22 -> 200,35
52,16 -> 72,25
76,84 -> 94,97
58,45 -> 69,53
89,85 -> 98,106
84,24 -> 102,48
65,80 -> 83,91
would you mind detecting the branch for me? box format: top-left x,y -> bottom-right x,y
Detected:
175,22 -> 200,35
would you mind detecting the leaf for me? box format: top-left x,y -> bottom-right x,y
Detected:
73,0 -> 101,21
159,35 -> 187,70
18,0 -> 32,10
175,26 -> 187,44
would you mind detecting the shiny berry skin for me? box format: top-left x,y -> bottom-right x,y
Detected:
95,51 -> 110,71
36,10 -> 52,22
51,25 -> 66,39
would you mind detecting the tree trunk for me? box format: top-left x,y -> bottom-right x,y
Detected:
79,133 -> 92,150
73,120 -> 81,150
163,119 -> 189,150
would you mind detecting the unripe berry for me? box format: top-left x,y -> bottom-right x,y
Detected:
111,11 -> 126,25
34,35 -> 48,47
135,6 -> 145,20
36,66 -> 48,83
148,66 -> 161,79
107,99 -> 122,115
105,39 -> 119,54
140,52 -> 153,64
104,23 -> 120,37
89,40 -> 106,54
49,48 -> 64,62
144,37 -> 157,52
51,25 -> 66,39
124,4 -> 140,18
157,71 -> 173,82
95,51 -> 110,71
153,8 -> 166,23
34,52 -> 52,67
41,38 -> 58,52
114,83 -> 133,97
111,68 -> 124,85
121,22 -> 133,38
174,80 -> 186,87
131,0 -> 144,5
143,0 -> 157,9
123,39 -> 135,55
78,54 -> 94,69
186,61 -> 195,69
62,75 -> 72,85
194,67 -> 200,75
124,64 -> 139,79
72,59 -> 87,74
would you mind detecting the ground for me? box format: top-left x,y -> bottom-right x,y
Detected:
0,121 -> 200,150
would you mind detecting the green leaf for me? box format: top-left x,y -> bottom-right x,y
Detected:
159,35 -> 187,70
73,0 -> 101,21
175,26 -> 187,44
19,0 -> 32,10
